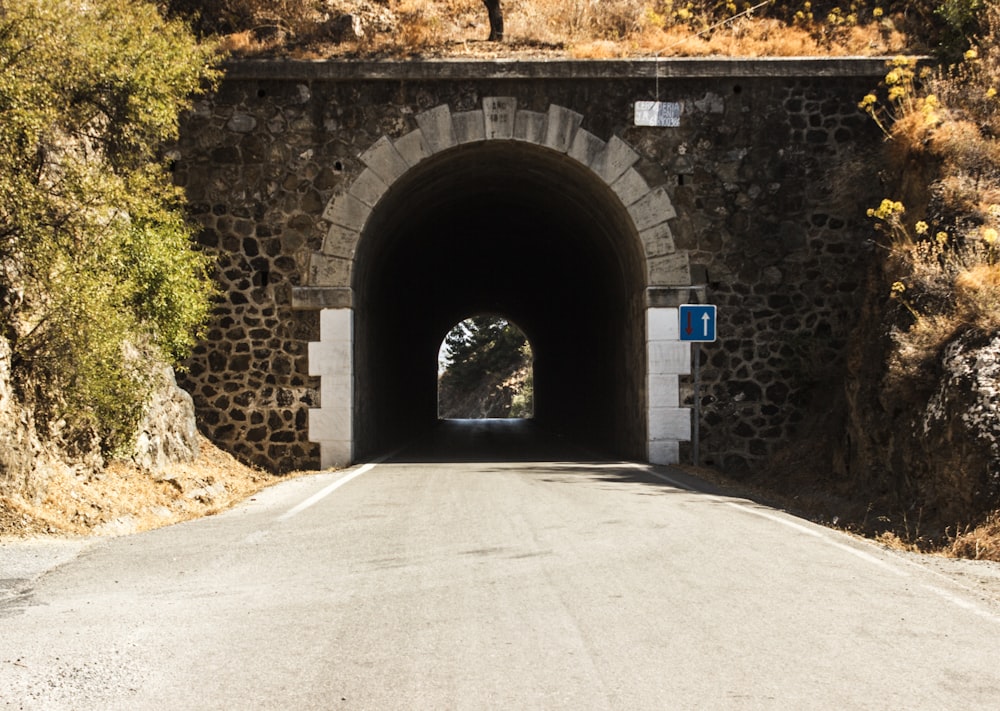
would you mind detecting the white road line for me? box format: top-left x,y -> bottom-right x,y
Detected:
277,459 -> 382,522
728,502 -> 909,576
921,583 -> 1000,623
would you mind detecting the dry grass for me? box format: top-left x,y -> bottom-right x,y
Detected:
0,436 -> 308,539
949,513 -> 1000,560
216,0 -> 912,58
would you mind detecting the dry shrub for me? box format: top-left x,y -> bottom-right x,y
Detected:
949,512 -> 1000,560
217,29 -> 272,55
934,174 -> 984,215
570,40 -> 630,59
955,262 -> 1000,329
394,1 -> 443,52
889,313 -> 963,380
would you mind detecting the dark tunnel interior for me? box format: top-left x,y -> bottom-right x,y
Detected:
352,141 -> 648,461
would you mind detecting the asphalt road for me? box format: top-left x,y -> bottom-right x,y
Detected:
3,420 -> 1000,710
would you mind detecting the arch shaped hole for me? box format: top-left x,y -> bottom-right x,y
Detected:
438,315 -> 534,420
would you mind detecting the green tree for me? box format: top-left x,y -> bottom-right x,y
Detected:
442,316 -> 527,389
0,0 -> 221,454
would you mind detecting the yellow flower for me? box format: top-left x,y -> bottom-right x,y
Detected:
891,281 -> 906,294
987,87 -> 998,99
858,94 -> 877,110
965,48 -> 979,60
936,231 -> 949,245
983,227 -> 998,244
915,221 -> 929,235
885,70 -> 901,85
873,7 -> 884,17
888,86 -> 906,101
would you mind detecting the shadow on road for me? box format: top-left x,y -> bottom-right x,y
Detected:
389,418 -> 607,464
387,418 -> 761,504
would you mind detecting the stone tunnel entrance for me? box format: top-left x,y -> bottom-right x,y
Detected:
353,141 -> 647,461
301,99 -> 694,468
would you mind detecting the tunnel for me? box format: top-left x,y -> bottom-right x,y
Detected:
352,140 -> 649,461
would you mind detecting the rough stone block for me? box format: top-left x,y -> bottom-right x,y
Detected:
648,407 -> 692,441
290,286 -> 353,310
648,439 -> 681,466
452,110 -> 486,144
308,252 -> 352,287
349,167 -> 389,208
647,307 -> 680,341
309,403 -> 351,441
416,104 -> 456,154
323,193 -> 371,232
648,341 -> 691,375
594,135 -> 640,185
393,129 -> 431,167
360,136 -> 411,185
639,220 -> 677,258
645,287 -> 686,309
483,97 -> 517,139
514,110 -> 547,144
316,440 -> 352,470
628,185 -> 678,233
648,253 -> 691,287
320,307 -> 353,342
568,129 -> 606,169
647,373 -> 680,408
227,113 -> 257,133
308,340 -> 351,375
545,105 -> 583,153
611,168 -> 650,208
320,376 -> 352,408
322,223 -> 360,259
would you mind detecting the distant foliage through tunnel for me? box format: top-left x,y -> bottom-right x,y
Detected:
438,316 -> 533,419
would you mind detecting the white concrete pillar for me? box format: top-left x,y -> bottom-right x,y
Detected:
308,308 -> 353,469
647,307 -> 691,465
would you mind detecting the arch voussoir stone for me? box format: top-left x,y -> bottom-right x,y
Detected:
415,104 -> 456,153
452,110 -> 486,144
568,128 -> 607,170
594,135 -> 640,185
348,167 -> 390,208
639,221 -> 677,258
514,110 -> 548,143
322,223 -> 360,259
483,97 -> 517,139
611,167 -> 651,207
392,128 -> 432,167
544,105 -> 583,153
323,192 -> 371,233
360,136 -> 410,185
628,185 -> 678,233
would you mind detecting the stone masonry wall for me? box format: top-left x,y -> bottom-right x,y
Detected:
172,59 -> 885,473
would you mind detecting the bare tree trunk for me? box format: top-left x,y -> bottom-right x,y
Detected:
483,0 -> 503,41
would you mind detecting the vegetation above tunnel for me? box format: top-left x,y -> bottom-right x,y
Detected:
157,0 -> 980,60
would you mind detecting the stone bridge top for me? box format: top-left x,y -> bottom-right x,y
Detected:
225,56 -> 892,81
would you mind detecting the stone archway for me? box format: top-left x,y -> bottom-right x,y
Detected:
295,98 -> 693,467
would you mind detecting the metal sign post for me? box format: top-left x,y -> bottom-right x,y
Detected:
679,305 -> 716,467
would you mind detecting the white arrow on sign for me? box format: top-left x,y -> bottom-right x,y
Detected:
701,313 -> 711,337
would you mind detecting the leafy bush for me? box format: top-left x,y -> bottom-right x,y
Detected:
0,0 -> 220,455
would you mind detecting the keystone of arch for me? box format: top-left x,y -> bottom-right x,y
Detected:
311,98 -> 690,290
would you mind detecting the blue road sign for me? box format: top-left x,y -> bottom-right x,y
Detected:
679,304 -> 717,342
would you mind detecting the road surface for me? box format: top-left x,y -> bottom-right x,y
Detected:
3,420 -> 1000,709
